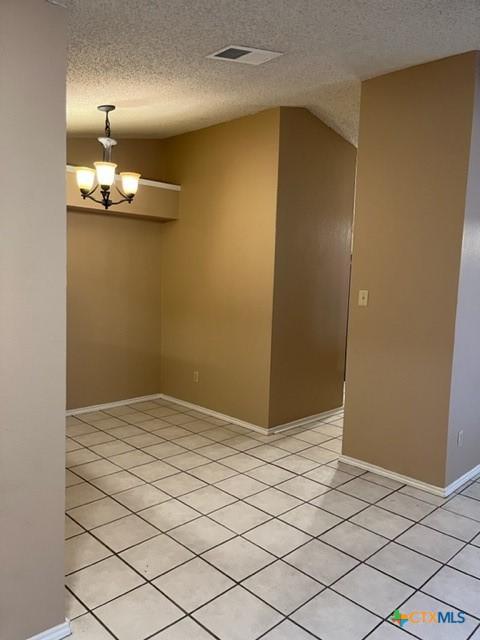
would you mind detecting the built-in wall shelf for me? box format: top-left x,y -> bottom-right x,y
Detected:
66,165 -> 180,221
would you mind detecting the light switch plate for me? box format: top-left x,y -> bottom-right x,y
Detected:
358,290 -> 369,307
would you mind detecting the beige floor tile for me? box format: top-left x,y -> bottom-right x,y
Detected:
91,441 -> 134,457
423,565 -> 480,617
153,472 -> 206,497
65,588 -> 87,619
69,613 -> 115,639
245,519 -> 311,556
193,586 -> 282,640
243,561 -> 322,614
130,460 -> 178,482
320,521 -> 388,560
65,515 -> 84,539
90,470 -> 145,494
334,564 -> 414,616
280,503 -> 342,536
350,505 -> 412,538
93,513 -> 159,551
421,507 -> 480,541
179,485 -> 236,513
189,462 -> 238,483
150,617 -> 215,639
70,459 -> 122,480
115,484 -> 170,511
292,589 -> 380,640
168,516 -> 235,553
120,534 -> 194,579
154,558 -> 234,611
215,474 -> 268,498
95,584 -> 183,640
368,541 -> 441,587
66,448 -> 101,467
277,476 -> 329,500
202,537 -> 275,580
140,499 -> 199,531
66,556 -> 144,609
210,501 -> 271,533
65,532 -> 112,574
397,523 -> 464,562
311,489 -> 369,518
285,539 -> 358,584
246,487 -> 302,515
261,620 -> 317,640
66,482 -> 105,509
109,450 -> 156,469
68,497 -> 130,530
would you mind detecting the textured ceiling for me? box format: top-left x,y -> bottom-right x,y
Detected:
67,0 -> 480,145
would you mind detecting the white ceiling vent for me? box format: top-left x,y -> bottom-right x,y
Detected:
207,46 -> 283,66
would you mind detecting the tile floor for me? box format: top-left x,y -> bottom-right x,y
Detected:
65,399 -> 480,640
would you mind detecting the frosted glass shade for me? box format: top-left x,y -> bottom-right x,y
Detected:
94,161 -> 117,187
120,172 -> 141,196
75,166 -> 95,193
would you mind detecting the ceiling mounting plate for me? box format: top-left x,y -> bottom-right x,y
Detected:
97,105 -> 116,113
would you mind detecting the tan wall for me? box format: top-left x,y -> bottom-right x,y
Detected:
67,212 -> 163,409
447,52 -> 480,484
343,53 -> 477,486
269,108 -> 356,426
0,2 -> 66,639
161,110 -> 280,427
67,138 -> 166,410
68,137 -> 168,180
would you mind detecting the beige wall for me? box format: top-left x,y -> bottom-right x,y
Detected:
67,139 -> 166,410
269,108 -> 356,426
161,110 -> 280,427
447,52 -> 480,484
343,53 -> 478,486
0,2 -> 67,639
67,212 -> 163,409
67,109 -> 356,428
68,137 -> 168,180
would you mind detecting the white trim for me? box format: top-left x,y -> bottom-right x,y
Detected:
67,390 -> 341,436
66,165 -> 181,191
159,394 -> 342,435
66,393 -> 162,416
445,463 -> 480,496
339,454 -> 480,497
27,620 -> 71,640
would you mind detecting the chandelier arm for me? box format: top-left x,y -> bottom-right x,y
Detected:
81,193 -> 109,206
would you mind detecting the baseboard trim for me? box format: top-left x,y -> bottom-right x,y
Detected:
339,455 -> 480,497
27,620 -> 71,640
66,393 -> 163,416
67,390 -> 341,437
159,393 -> 342,435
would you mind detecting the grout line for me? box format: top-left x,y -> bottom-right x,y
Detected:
66,401 -> 480,640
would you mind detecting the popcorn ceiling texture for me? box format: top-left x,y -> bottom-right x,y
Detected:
66,0 -> 480,145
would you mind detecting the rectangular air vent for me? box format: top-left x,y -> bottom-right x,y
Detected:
207,46 -> 283,66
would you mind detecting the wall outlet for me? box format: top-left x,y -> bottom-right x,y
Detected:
457,430 -> 464,447
358,290 -> 369,307
193,370 -> 199,383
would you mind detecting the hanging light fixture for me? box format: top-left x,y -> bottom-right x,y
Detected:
75,105 -> 141,210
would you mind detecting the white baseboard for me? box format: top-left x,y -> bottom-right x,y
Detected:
27,620 -> 71,640
159,393 -> 341,435
66,393 -> 162,416
67,390 -> 341,437
340,454 -> 480,497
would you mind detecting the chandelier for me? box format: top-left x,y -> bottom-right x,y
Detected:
75,105 -> 141,210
